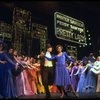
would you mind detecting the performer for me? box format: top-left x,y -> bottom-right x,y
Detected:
42,44 -> 54,98
75,61 -> 86,93
90,57 -> 100,74
7,48 -> 25,75
13,50 -> 25,97
91,56 -> 100,92
83,60 -> 96,93
25,57 -> 38,95
45,44 -> 78,98
88,53 -> 96,63
70,62 -> 79,91
96,56 -> 100,92
0,42 -> 17,98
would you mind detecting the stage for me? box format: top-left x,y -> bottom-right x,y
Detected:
16,92 -> 100,99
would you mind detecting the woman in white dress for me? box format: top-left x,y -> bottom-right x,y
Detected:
90,56 -> 100,92
95,56 -> 100,92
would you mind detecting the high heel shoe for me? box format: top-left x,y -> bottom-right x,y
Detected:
60,94 -> 64,98
75,93 -> 79,98
72,92 -> 79,98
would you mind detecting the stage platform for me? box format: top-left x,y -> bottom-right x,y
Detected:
0,92 -> 100,99
17,92 -> 100,99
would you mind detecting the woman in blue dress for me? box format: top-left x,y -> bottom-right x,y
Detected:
75,61 -> 86,93
82,60 -> 96,93
45,45 -> 78,98
0,42 -> 17,98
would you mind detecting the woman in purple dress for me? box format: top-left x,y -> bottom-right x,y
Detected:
70,62 -> 79,91
45,45 -> 78,98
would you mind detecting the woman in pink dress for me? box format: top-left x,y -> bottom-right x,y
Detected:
13,51 -> 34,96
25,57 -> 38,95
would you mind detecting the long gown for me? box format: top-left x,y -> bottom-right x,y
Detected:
96,61 -> 100,92
76,67 -> 86,93
23,70 -> 34,96
0,52 -> 17,98
26,68 -> 38,94
82,64 -> 96,93
70,66 -> 79,91
45,52 -> 75,88
97,74 -> 100,92
15,63 -> 33,96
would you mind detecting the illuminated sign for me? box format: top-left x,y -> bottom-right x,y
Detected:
31,23 -> 47,52
31,23 -> 47,39
54,12 -> 86,45
0,22 -> 12,41
13,7 -> 31,53
13,7 -> 31,31
66,45 -> 77,60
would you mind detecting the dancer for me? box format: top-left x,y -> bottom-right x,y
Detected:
96,56 -> 100,92
75,61 -> 86,93
83,60 -> 96,93
90,56 -> 100,92
70,62 -> 79,91
42,44 -> 54,98
45,44 -> 78,98
0,42 -> 17,98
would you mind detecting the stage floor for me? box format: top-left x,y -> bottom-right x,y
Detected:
0,92 -> 100,99
17,92 -> 100,99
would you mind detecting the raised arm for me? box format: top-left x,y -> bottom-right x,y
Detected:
45,55 -> 57,61
92,65 -> 100,70
14,56 -> 21,64
64,52 -> 75,62
4,54 -> 16,66
81,66 -> 88,74
90,68 -> 100,74
74,67 -> 80,75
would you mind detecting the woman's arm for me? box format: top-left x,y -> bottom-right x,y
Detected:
0,60 -> 6,64
90,68 -> 100,74
93,65 -> 100,70
4,54 -> 16,66
81,66 -> 88,74
64,52 -> 75,62
74,67 -> 80,75
14,56 -> 21,64
45,55 -> 56,61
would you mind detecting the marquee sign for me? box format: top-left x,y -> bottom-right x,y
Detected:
54,12 -> 86,45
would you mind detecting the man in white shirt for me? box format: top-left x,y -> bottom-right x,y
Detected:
42,44 -> 54,98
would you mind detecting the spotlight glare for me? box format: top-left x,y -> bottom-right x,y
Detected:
79,45 -> 81,47
89,43 -> 91,45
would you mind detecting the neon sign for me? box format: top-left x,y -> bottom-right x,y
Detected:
54,12 -> 86,45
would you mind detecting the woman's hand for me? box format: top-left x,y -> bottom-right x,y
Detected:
0,60 -> 7,64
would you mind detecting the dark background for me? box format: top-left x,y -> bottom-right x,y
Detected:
0,1 -> 100,59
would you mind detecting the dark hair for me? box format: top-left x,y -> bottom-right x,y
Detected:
46,44 -> 52,49
0,43 -> 5,51
56,44 -> 63,51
